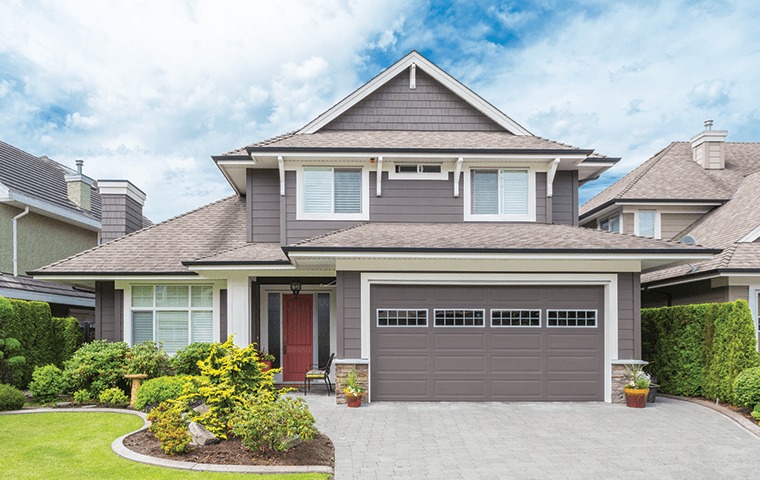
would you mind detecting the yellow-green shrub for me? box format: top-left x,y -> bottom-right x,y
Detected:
231,395 -> 316,452
147,401 -> 191,455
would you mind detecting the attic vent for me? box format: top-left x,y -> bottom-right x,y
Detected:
680,235 -> 697,245
410,63 -> 416,89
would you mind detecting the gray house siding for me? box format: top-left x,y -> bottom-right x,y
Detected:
322,69 -> 504,132
641,279 -> 728,308
551,171 -> 578,226
95,281 -> 123,342
336,271 -> 362,359
280,169 -> 564,243
220,289 -> 228,341
101,195 -> 144,244
247,169 -> 280,243
617,272 -> 640,359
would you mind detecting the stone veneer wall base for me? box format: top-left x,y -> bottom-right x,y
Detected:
335,363 -> 369,405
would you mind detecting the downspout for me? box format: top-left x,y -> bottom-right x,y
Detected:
12,207 -> 30,276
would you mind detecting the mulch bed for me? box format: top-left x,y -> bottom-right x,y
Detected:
124,429 -> 334,467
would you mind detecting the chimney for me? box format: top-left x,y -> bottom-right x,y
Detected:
64,159 -> 95,210
97,180 -> 147,244
690,119 -> 727,169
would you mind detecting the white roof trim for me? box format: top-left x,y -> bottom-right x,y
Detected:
0,189 -> 101,231
739,225 -> 760,243
297,51 -> 532,136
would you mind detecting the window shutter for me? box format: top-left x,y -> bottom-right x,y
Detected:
471,170 -> 498,214
191,311 -> 214,343
334,168 -> 362,213
500,170 -> 528,215
132,311 -> 154,344
303,167 -> 333,213
156,311 -> 189,354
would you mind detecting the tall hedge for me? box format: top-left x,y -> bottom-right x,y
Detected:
0,296 -> 83,388
642,300 -> 760,401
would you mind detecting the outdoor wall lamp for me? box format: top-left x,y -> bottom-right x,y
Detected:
290,280 -> 302,296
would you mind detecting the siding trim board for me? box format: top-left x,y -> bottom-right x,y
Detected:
356,272 -> 621,403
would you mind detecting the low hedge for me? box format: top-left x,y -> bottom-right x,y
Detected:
642,300 -> 760,401
0,383 -> 25,411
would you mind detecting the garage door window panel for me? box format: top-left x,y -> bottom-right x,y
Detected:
434,309 -> 485,327
377,309 -> 428,327
491,309 -> 541,327
547,310 -> 597,328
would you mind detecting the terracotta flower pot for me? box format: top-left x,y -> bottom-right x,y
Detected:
261,360 -> 272,372
346,394 -> 362,408
624,388 -> 649,408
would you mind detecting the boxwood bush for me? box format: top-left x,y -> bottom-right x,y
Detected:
29,365 -> 68,404
643,300 -> 760,401
124,341 -> 171,379
734,367 -> 760,407
134,375 -> 193,412
99,387 -> 129,407
170,342 -> 215,376
0,383 -> 25,411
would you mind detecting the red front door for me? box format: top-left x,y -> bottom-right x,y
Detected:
282,294 -> 313,382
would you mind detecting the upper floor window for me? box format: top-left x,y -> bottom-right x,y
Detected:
636,210 -> 658,238
464,169 -> 534,221
599,215 -> 621,233
298,166 -> 368,220
388,162 -> 448,180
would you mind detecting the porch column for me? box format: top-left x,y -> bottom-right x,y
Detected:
227,276 -> 251,346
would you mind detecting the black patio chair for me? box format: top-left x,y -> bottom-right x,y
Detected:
304,353 -> 335,396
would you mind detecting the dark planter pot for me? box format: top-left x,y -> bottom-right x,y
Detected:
624,388 -> 649,408
647,384 -> 659,403
346,394 -> 362,408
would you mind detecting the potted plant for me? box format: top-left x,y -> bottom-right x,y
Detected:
623,363 -> 651,408
255,349 -> 275,371
343,368 -> 365,408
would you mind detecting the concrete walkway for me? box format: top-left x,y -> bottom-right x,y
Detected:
304,395 -> 760,479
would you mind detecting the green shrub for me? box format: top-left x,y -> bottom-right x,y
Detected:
64,341 -> 129,397
72,389 -> 92,405
186,337 -> 279,438
98,387 -> 129,407
52,316 -> 83,365
0,334 -> 26,387
752,403 -> 760,422
134,375 -> 193,412
29,365 -> 68,404
171,342 -> 215,376
147,401 -> 191,455
734,367 -> 760,407
0,383 -> 25,411
124,341 -> 171,378
231,396 -> 317,452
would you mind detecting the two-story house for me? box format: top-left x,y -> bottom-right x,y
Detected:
32,51 -> 715,403
580,123 -> 760,338
0,140 -> 150,326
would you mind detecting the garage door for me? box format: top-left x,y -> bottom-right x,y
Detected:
370,285 -> 605,401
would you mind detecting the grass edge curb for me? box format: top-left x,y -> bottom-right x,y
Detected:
660,394 -> 760,439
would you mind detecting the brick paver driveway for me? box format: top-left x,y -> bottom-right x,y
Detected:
305,395 -> 760,479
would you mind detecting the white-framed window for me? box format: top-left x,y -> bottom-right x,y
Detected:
635,210 -> 660,238
376,309 -> 428,327
491,309 -> 541,327
463,168 -> 535,221
599,215 -> 621,233
297,166 -> 369,220
547,309 -> 597,328
131,285 -> 214,354
434,309 -> 485,327
388,163 -> 448,180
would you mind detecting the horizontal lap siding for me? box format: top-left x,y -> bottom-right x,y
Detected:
95,281 -> 123,342
370,172 -> 463,222
536,173 -> 547,224
617,272 -> 640,359
322,69 -> 503,131
552,171 -> 578,226
660,213 -> 702,241
337,272 -> 362,359
248,169 -> 281,243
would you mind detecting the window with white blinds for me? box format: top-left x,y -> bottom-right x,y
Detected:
302,167 -> 363,217
130,285 -> 214,354
469,169 -> 530,220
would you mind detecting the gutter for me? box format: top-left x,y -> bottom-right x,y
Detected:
579,198 -> 727,222
245,146 -> 596,156
282,245 -> 722,255
12,207 -> 30,276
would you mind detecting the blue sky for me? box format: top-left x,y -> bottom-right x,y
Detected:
1,0 -> 758,221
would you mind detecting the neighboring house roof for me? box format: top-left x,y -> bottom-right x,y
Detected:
0,140 -> 102,221
642,242 -> 760,285
580,142 -> 760,219
0,272 -> 94,308
32,196 -> 251,275
284,222 -> 716,254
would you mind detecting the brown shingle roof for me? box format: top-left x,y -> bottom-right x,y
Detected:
286,222 -> 715,253
185,243 -> 289,265
223,130 -> 591,155
33,196 -> 251,274
580,142 -> 760,217
642,242 -> 760,284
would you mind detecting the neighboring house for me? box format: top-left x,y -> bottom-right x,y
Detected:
32,51 -> 714,403
579,123 -> 760,338
0,140 -> 150,325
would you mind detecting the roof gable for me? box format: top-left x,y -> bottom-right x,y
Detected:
298,51 -> 531,135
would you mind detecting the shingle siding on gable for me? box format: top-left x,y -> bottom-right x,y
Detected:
322,69 -> 504,132
100,196 -> 144,243
551,171 -> 578,226
247,169 -> 280,243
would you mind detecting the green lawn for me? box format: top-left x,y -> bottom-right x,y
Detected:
0,412 -> 329,480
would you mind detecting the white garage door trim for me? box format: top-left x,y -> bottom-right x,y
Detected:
359,272 -> 619,403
